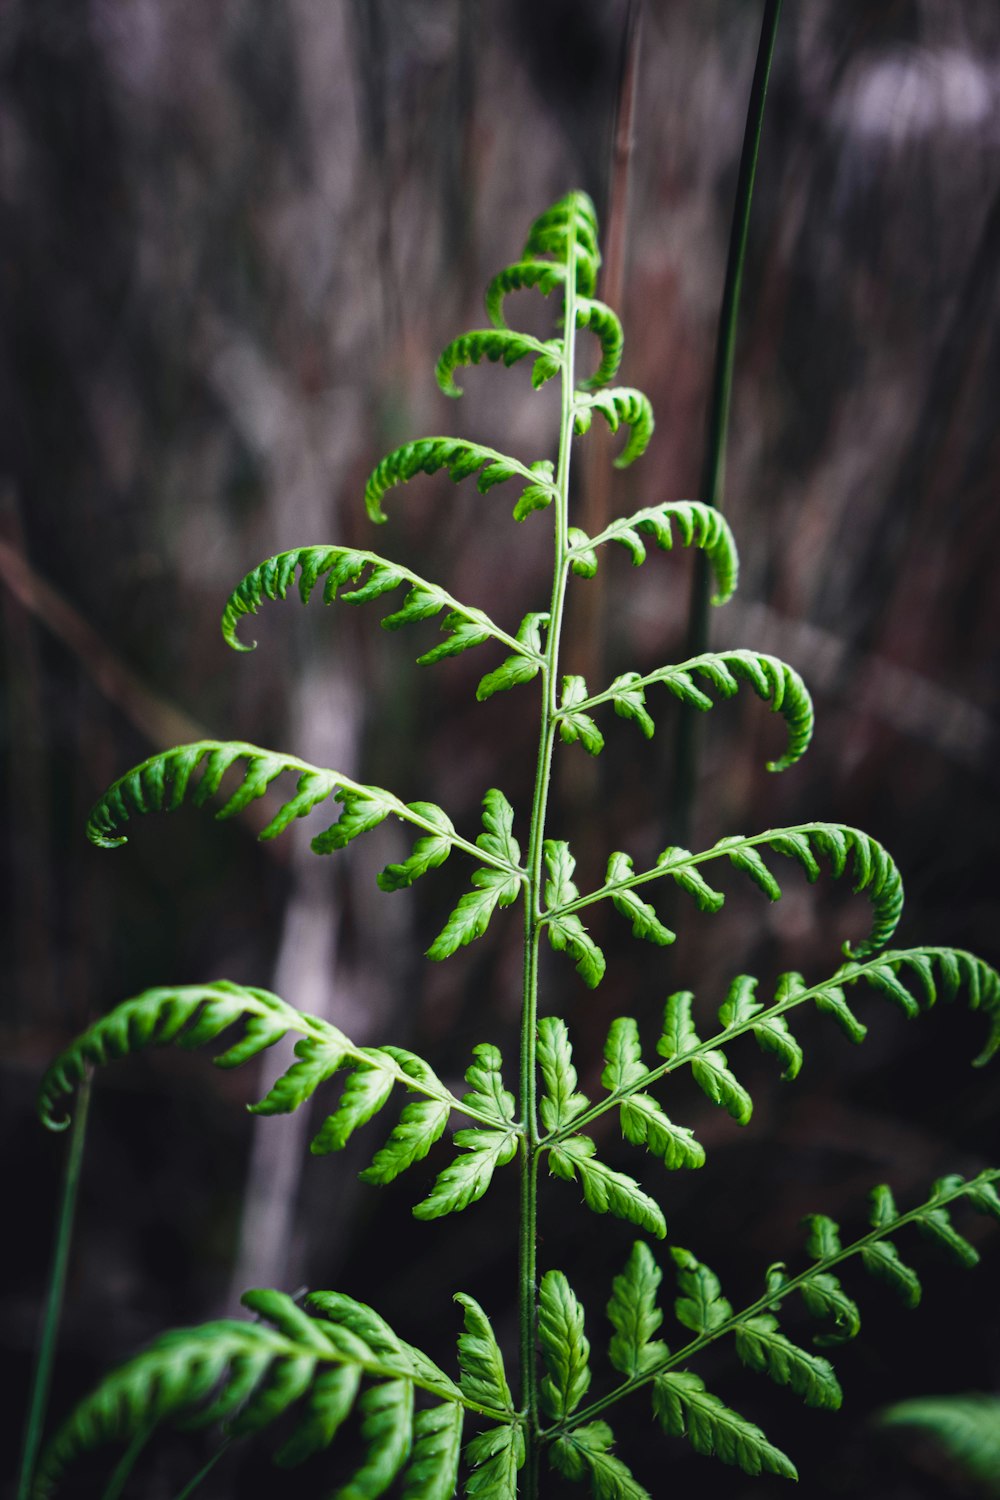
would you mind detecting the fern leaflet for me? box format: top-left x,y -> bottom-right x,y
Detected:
364,438 -> 557,524
566,500 -> 738,605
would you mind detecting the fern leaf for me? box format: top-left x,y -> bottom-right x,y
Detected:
358,1061 -> 451,1186
543,840 -> 606,988
36,981 -> 327,1128
455,1295 -> 514,1412
659,991 -> 699,1059
690,1049 -> 753,1125
651,1372 -> 797,1479
718,974 -> 803,1080
34,1288 -> 464,1499
485,258 -> 566,327
833,947 -> 1000,1065
435,328 -> 561,398
860,1240 -> 922,1307
878,1394 -> 1000,1490
308,1055 -> 397,1153
413,1127 -> 518,1221
426,868 -> 521,960
336,1377 -> 414,1500
550,1421 -> 652,1500
461,1043 -> 516,1127
377,803 -> 456,892
538,1270 -> 592,1421
399,1403 -> 463,1500
86,741 -> 475,884
363,437 -> 557,524
476,788 -> 522,869
522,190 -> 601,296
671,1247 -> 733,1335
566,500 -> 738,605
914,1178 -> 980,1266
574,297 -> 624,389
548,1135 -> 667,1238
799,1273 -> 861,1346
602,1018 -> 704,1169
538,1016 -> 590,1133
733,1315 -> 842,1409
605,853 -> 675,945
558,675 -> 605,756
464,1423 -> 524,1498
221,546 -> 510,669
476,610 -> 550,698
574,387 -> 654,467
607,1241 -> 669,1378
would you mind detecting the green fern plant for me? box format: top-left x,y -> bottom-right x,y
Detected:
30,192 -> 1000,1498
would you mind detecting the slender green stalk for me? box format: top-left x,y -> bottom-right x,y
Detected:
18,1067 -> 92,1500
672,0 -> 783,840
518,211 -> 583,1498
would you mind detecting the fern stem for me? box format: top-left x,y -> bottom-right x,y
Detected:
17,1066 -> 92,1500
672,0 -> 783,841
518,207 -> 583,1499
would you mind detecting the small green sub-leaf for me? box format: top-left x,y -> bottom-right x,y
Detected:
399,1403 -> 464,1500
605,853 -> 675,945
358,1051 -> 452,1186
435,328 -> 562,398
574,297 -> 624,390
566,500 -> 738,606
377,803 -> 455,892
607,1241 -> 669,1378
538,1016 -> 590,1133
718,973 -> 803,1080
670,1247 -> 733,1336
461,1043 -> 516,1127
413,1126 -> 518,1221
653,992 -> 754,1123
426,868 -> 522,961
548,1135 -> 666,1238
733,1315 -> 842,1409
558,675 -> 605,756
573,387 -> 654,468
363,437 -> 557,524
476,611 -> 549,699
538,1270 -> 592,1422
799,1272 -> 861,1347
455,1295 -> 515,1413
251,1035 -> 354,1118
338,1377 -> 414,1499
543,840 -> 607,988
914,1177 -> 981,1266
464,1423 -> 525,1499
601,1017 -> 704,1170
308,1054 -> 397,1153
549,1420 -> 652,1500
651,1372 -> 797,1479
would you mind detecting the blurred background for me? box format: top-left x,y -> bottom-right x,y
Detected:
3,1 -> 1000,1495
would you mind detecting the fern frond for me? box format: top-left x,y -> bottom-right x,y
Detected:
550,1420 -> 651,1499
570,650 -> 813,772
221,545 -> 529,670
34,1289 -> 485,1499
878,1394 -> 1000,1491
573,387 -> 654,467
363,438 -> 557,524
522,191 -> 601,296
574,298 -> 624,390
566,500 -> 738,605
563,823 -> 903,959
485,258 -> 566,327
436,329 -> 562,398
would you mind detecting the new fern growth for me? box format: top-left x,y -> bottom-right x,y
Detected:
33,192 -> 1000,1498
